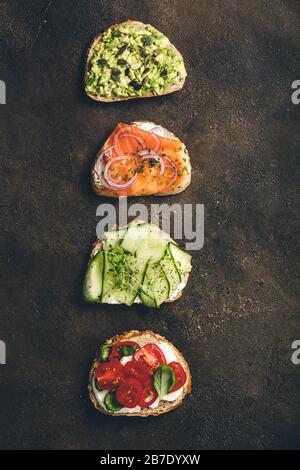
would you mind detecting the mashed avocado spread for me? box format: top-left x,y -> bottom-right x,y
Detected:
85,24 -> 186,98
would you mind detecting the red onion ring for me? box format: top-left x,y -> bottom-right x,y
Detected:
108,173 -> 123,183
94,152 -> 138,191
163,157 -> 178,188
149,126 -> 175,140
102,155 -> 138,190
149,132 -> 160,153
97,172 -> 137,191
94,145 -> 116,177
122,133 -> 144,149
113,126 -> 132,143
113,127 -> 145,154
138,149 -> 155,156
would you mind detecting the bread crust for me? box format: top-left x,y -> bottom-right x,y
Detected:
89,220 -> 190,303
85,20 -> 187,102
91,121 -> 192,197
88,330 -> 192,417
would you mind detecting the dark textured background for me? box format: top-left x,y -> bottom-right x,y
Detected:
0,0 -> 299,450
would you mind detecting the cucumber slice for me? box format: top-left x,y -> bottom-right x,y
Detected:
139,290 -> 156,308
104,391 -> 122,412
160,246 -> 181,296
101,249 -> 147,306
104,227 -> 128,250
126,254 -> 148,304
169,243 -> 192,274
83,251 -> 104,302
121,223 -> 170,263
140,262 -> 170,307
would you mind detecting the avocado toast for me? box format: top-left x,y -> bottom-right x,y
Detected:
85,20 -> 186,101
88,330 -> 192,416
83,220 -> 192,307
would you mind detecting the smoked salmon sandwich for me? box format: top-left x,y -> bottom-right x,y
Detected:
88,330 -> 192,416
91,121 -> 192,197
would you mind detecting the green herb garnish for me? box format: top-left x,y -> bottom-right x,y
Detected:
120,345 -> 137,356
153,365 -> 175,398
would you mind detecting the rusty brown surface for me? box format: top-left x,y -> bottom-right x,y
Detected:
0,0 -> 299,449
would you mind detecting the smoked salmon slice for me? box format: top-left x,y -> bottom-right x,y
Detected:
91,122 -> 192,197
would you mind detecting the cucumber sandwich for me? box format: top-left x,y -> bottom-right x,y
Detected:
85,20 -> 186,102
83,221 -> 192,307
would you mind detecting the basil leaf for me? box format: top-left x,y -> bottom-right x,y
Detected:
120,345 -> 137,356
100,344 -> 111,362
104,391 -> 122,412
153,365 -> 176,398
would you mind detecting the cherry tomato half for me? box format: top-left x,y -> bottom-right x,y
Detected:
139,380 -> 158,408
116,377 -> 143,408
95,362 -> 125,390
168,362 -> 187,392
133,343 -> 166,374
124,360 -> 151,382
109,341 -> 139,361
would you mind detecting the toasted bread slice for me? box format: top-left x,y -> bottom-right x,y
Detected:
88,220 -> 191,304
88,330 -> 192,416
85,20 -> 187,102
91,121 -> 192,197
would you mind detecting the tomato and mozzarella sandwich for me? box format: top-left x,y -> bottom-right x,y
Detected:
88,330 -> 192,416
91,121 -> 192,197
